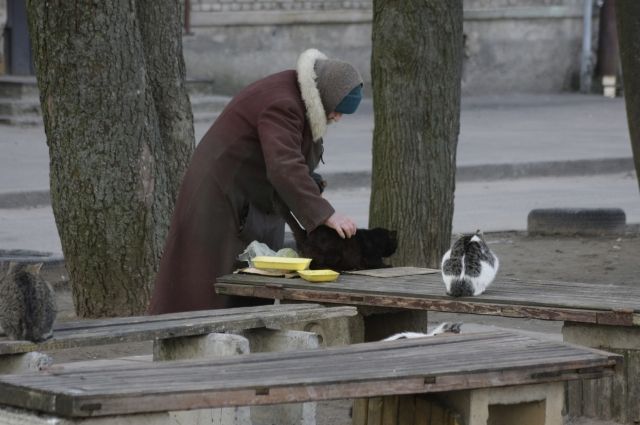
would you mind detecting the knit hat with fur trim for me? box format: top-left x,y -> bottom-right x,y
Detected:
314,58 -> 363,115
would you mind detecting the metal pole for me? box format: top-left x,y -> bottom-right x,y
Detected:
596,0 -> 619,97
580,0 -> 594,93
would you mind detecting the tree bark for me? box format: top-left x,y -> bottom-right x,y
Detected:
369,1 -> 463,268
615,0 -> 640,192
26,0 -> 194,317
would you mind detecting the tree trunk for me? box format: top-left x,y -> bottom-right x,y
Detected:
369,1 -> 463,268
615,0 -> 640,192
26,0 -> 194,317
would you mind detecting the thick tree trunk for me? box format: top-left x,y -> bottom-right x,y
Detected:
615,0 -> 640,192
26,0 -> 194,317
369,1 -> 463,268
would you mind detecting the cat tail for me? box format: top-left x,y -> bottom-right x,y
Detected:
382,332 -> 429,341
447,278 -> 475,297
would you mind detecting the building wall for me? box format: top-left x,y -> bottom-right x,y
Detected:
184,0 -> 595,95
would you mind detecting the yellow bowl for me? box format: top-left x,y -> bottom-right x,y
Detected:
251,256 -> 312,271
298,269 -> 340,283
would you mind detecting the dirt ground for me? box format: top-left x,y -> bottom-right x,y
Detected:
39,228 -> 640,425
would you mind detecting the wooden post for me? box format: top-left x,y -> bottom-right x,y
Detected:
563,322 -> 640,424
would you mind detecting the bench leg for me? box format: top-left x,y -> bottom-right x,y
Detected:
352,383 -> 562,425
0,406 -> 172,425
563,322 -> 640,424
241,329 -> 319,425
278,314 -> 365,346
0,352 -> 53,374
440,382 -> 564,425
153,333 -> 251,425
352,395 -> 462,425
154,329 -> 321,425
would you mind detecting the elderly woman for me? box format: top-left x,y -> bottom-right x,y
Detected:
148,49 -> 364,314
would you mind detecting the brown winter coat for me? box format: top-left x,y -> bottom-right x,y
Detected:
147,70 -> 335,314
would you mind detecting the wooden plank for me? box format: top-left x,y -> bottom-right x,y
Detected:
366,397 -> 383,425
0,304 -> 357,355
414,396 -> 430,425
351,398 -> 369,425
565,380 -> 583,417
216,273 -> 640,317
0,332 -> 621,418
397,395 -> 415,425
627,350 -> 640,424
381,395 -> 399,425
352,399 -> 369,425
216,274 -> 639,326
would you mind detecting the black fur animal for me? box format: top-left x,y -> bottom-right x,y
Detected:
284,213 -> 398,271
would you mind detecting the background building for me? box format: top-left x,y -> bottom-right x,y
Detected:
0,0 -> 614,95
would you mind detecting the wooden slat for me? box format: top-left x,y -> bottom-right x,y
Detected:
0,332 -> 621,418
0,304 -> 357,355
216,273 -> 640,326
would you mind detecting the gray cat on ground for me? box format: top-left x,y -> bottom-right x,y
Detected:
0,262 -> 57,342
441,231 -> 499,297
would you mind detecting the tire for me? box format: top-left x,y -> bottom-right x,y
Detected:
527,208 -> 626,236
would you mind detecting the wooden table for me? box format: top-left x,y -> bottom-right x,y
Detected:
216,271 -> 640,423
0,331 -> 620,425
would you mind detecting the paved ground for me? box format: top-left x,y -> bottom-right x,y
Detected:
1,93 -> 638,256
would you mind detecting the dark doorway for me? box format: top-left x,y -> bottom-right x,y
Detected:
3,0 -> 34,75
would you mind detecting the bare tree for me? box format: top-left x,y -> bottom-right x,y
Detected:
616,0 -> 640,192
369,1 -> 463,267
26,0 -> 194,317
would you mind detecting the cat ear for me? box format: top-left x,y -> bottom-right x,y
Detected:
25,263 -> 44,275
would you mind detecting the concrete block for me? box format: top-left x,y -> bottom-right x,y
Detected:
280,314 -> 365,346
153,332 -> 249,361
439,382 -> 564,425
562,322 -> 640,350
153,333 -> 251,425
241,328 -> 320,352
0,352 -> 52,374
241,329 -> 319,425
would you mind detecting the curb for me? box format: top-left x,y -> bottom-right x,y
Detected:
0,249 -> 64,265
323,157 -> 635,190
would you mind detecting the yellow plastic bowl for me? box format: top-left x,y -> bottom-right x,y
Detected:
251,256 -> 312,271
298,269 -> 340,283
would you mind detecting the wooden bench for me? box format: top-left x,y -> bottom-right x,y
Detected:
0,303 -> 358,374
216,272 -> 640,424
0,331 -> 620,425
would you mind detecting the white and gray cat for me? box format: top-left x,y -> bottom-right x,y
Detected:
0,262 -> 57,342
383,322 -> 463,341
441,231 -> 499,297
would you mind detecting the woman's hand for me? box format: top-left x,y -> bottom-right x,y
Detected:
323,212 -> 357,239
